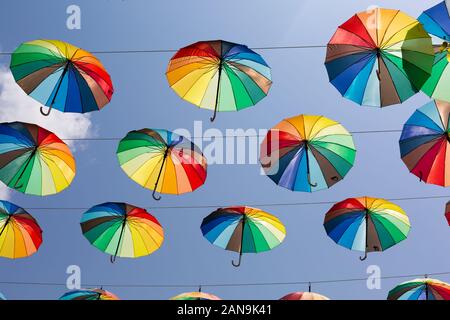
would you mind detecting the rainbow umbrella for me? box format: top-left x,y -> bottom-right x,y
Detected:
117,129 -> 207,200
280,292 -> 330,300
201,206 -> 286,267
388,278 -> 450,300
419,2 -> 450,102
260,115 -> 356,193
0,200 -> 42,259
445,201 -> 450,225
10,39 -> 113,116
0,122 -> 76,196
81,202 -> 164,263
399,100 -> 450,187
170,291 -> 221,301
166,40 -> 272,121
60,289 -> 119,300
324,197 -> 410,260
325,8 -> 434,107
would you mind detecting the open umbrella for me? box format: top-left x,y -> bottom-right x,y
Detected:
81,202 -> 164,263
10,39 -> 113,116
399,100 -> 450,187
0,122 -> 76,196
260,115 -> 356,192
60,288 -> 119,300
280,292 -> 330,300
325,8 -> 434,107
201,206 -> 286,267
0,200 -> 42,259
171,290 -> 221,301
388,278 -> 450,300
117,129 -> 207,200
166,40 -> 272,121
419,2 -> 450,102
324,197 -> 410,260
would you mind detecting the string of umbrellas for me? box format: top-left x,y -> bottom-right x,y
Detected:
0,2 -> 450,300
1,277 -> 450,300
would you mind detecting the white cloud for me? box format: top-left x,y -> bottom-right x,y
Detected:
0,66 -> 95,150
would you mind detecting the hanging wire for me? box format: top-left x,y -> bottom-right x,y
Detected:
0,44 -> 328,56
59,129 -> 403,142
0,271 -> 448,288
22,194 -> 450,211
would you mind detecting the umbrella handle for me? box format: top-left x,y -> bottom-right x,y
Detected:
110,255 -> 117,264
210,111 -> 217,122
232,254 -> 242,267
152,189 -> 161,201
359,252 -> 368,261
419,171 -> 423,182
40,105 -> 52,116
307,173 -> 318,187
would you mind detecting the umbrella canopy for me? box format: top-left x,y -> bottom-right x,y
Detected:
201,206 -> 286,267
446,201 -> 450,226
10,39 -> 113,116
388,278 -> 450,300
166,40 -> 272,121
81,202 -> 164,263
0,122 -> 76,196
0,200 -> 42,259
117,129 -> 207,200
260,115 -> 356,192
325,8 -> 434,107
60,288 -> 119,300
399,100 -> 450,187
280,292 -> 330,300
324,197 -> 410,260
419,2 -> 450,102
170,292 -> 221,300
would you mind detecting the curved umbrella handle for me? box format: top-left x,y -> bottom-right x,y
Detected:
40,105 -> 52,116
307,173 -> 318,187
232,254 -> 242,267
152,189 -> 161,201
110,255 -> 117,264
359,252 -> 368,261
419,171 -> 423,182
210,112 -> 217,122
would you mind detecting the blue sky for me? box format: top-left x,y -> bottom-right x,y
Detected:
0,0 -> 449,300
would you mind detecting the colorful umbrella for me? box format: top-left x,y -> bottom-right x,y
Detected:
166,40 -> 272,121
201,206 -> 286,267
325,8 -> 434,107
0,122 -> 76,196
399,100 -> 450,187
117,129 -> 207,200
0,200 -> 42,259
81,202 -> 164,263
446,201 -> 450,225
280,292 -> 330,300
419,2 -> 450,102
260,115 -> 356,192
10,39 -> 113,116
388,278 -> 450,300
60,289 -> 119,300
170,291 -> 221,301
324,197 -> 410,260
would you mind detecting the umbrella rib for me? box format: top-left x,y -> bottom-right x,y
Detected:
378,10 -> 401,47
380,21 -> 419,49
